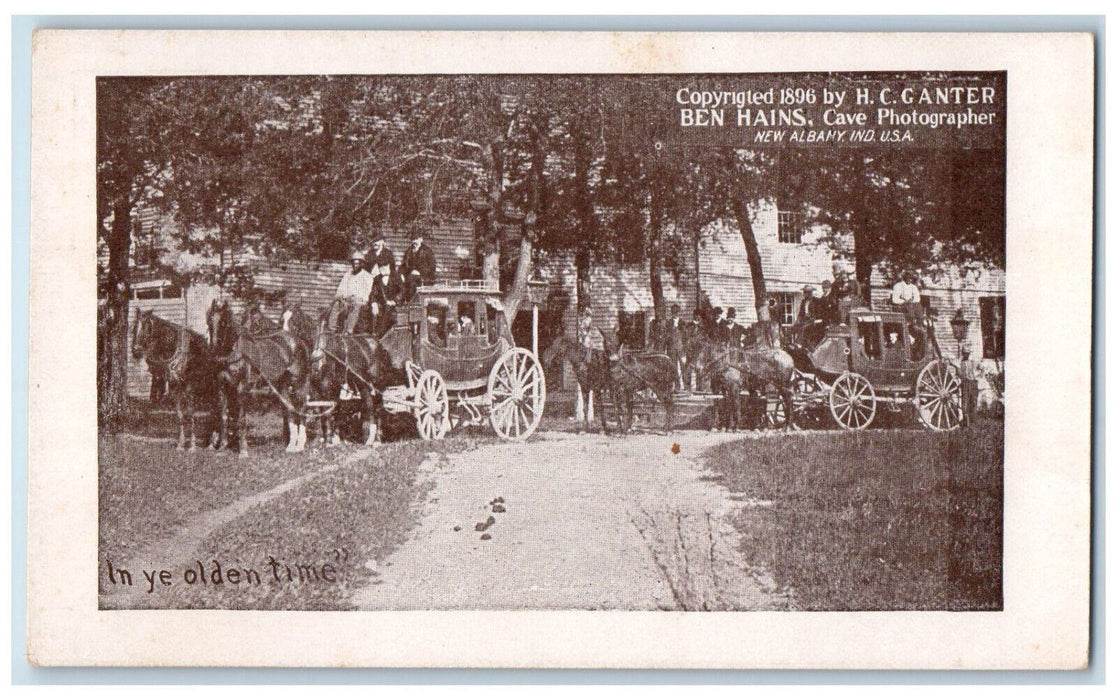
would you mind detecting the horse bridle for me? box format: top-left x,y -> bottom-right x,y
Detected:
133,313 -> 175,368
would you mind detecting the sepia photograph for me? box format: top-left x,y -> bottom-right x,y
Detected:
27,30 -> 1092,669
96,71 -> 1006,612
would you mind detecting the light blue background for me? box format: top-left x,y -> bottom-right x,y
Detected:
10,14 -> 1105,684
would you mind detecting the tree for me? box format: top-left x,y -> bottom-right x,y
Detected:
97,78 -> 182,423
689,146 -> 780,318
778,146 -> 1006,297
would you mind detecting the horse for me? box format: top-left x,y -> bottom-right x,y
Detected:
130,310 -> 218,450
542,335 -> 615,434
691,340 -> 745,431
605,338 -> 678,434
695,338 -> 797,431
206,299 -> 312,455
308,309 -> 396,447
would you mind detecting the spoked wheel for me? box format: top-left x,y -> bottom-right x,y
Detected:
414,369 -> 450,440
488,347 -> 547,441
915,360 -> 964,432
829,372 -> 877,430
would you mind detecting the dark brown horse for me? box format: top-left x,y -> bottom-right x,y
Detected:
207,300 -> 311,455
130,310 -> 218,449
542,335 -> 615,434
308,310 -> 396,446
607,346 -> 678,434
691,340 -> 745,431
694,338 -> 797,431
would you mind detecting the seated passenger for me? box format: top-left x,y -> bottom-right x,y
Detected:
328,251 -> 374,333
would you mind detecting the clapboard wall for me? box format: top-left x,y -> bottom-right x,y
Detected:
698,201 -> 847,325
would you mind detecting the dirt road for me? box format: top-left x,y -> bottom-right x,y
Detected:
353,430 -> 786,611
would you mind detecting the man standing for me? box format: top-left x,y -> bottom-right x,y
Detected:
366,231 -> 396,279
712,306 -> 727,343
578,306 -> 605,363
725,307 -> 744,347
329,251 -> 374,333
401,224 -> 437,301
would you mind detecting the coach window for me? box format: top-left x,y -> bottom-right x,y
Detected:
426,301 -> 448,347
858,320 -> 881,360
456,300 -> 480,335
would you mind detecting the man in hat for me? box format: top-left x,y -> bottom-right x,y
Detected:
891,268 -> 925,322
329,250 -> 374,333
401,224 -> 437,301
711,306 -> 727,343
370,263 -> 403,337
831,263 -> 861,324
797,284 -> 817,323
818,279 -> 836,324
366,231 -> 396,279
725,307 -> 744,347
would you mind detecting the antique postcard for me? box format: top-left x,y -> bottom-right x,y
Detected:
27,30 -> 1092,668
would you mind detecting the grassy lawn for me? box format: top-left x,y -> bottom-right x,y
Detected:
98,434 -> 333,565
163,435 -> 482,610
702,421 -> 1003,610
100,398 -> 493,608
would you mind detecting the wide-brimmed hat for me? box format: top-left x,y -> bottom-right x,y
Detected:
349,250 -> 366,263
409,222 -> 429,240
802,284 -> 815,293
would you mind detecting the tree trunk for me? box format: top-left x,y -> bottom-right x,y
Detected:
572,122 -> 595,315
503,117 -> 546,323
502,219 -> 535,322
648,192 -> 667,323
481,140 -> 505,291
729,197 -> 768,315
103,197 -> 133,426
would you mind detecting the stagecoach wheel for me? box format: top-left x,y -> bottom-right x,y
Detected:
414,370 -> 450,440
488,347 -> 547,442
829,372 -> 877,430
915,360 -> 964,432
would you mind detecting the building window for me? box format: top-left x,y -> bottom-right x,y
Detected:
617,310 -> 647,350
770,292 -> 796,325
979,296 -> 1005,359
777,211 -> 805,244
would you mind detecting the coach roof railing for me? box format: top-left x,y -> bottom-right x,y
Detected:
417,279 -> 500,294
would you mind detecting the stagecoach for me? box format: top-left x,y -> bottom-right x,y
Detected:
377,281 -> 547,441
776,308 -> 964,431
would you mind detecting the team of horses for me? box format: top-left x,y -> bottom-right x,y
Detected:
541,324 -> 798,435
130,298 -> 396,456
129,299 -> 801,453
